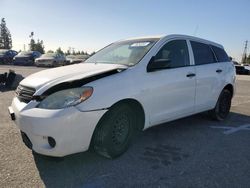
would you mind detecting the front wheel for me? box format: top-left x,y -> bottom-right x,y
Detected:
209,89 -> 232,121
91,104 -> 136,159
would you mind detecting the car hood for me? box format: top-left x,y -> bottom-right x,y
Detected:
36,57 -> 55,61
71,58 -> 84,61
15,55 -> 31,58
20,63 -> 127,90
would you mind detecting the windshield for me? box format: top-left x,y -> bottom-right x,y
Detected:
85,39 -> 158,66
0,50 -> 8,55
18,51 -> 33,56
41,53 -> 56,58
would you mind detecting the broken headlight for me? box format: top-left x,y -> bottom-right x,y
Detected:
37,87 -> 93,109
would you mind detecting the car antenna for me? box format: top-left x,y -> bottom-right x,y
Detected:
193,25 -> 199,37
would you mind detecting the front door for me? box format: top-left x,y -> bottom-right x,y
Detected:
145,39 -> 196,125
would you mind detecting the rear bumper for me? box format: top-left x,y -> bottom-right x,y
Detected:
10,97 -> 107,157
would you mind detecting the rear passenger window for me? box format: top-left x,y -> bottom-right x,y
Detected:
155,40 -> 190,68
191,41 -> 216,65
211,45 -> 230,62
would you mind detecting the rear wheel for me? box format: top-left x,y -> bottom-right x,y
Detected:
210,89 -> 232,121
92,104 -> 136,159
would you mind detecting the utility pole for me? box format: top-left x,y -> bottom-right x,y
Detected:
241,40 -> 248,64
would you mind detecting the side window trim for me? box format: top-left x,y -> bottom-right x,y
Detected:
186,40 -> 195,66
209,45 -> 219,62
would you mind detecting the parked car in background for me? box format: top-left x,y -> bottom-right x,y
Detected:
13,51 -> 41,66
9,35 -> 235,158
244,65 -> 250,71
66,54 -> 89,64
235,65 -> 250,75
35,53 -> 66,67
0,49 -> 18,64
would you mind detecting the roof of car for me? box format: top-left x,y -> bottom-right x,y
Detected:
119,35 -> 164,42
166,34 -> 223,48
119,34 -> 224,49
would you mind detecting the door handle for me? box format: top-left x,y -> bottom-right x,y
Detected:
216,69 -> 223,73
186,73 -> 196,77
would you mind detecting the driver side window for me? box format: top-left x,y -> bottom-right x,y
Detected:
155,40 -> 190,68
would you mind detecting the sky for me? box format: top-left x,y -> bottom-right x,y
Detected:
1,0 -> 250,61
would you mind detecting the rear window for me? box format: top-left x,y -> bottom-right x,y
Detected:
211,45 -> 230,62
191,41 -> 216,65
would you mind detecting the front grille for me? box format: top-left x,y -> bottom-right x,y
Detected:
16,85 -> 36,103
38,59 -> 52,62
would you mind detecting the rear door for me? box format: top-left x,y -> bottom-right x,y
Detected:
190,41 -> 226,112
146,39 -> 196,125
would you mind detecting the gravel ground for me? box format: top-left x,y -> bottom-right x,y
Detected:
0,65 -> 250,188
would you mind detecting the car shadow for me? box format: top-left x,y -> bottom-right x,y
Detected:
33,112 -> 250,188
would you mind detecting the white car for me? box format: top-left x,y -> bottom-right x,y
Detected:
8,35 -> 236,158
244,65 -> 250,71
35,53 -> 66,67
66,54 -> 89,64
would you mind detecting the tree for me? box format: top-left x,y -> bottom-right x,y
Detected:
56,47 -> 64,55
90,51 -> 95,56
29,32 -> 45,53
29,39 -> 45,53
242,54 -> 247,64
35,39 -> 45,54
47,50 -> 54,53
0,18 -> 12,49
247,54 -> 250,65
29,39 -> 36,51
65,49 -> 71,55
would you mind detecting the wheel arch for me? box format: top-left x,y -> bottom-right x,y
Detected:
109,98 -> 146,131
89,98 -> 146,153
91,98 -> 145,141
223,83 -> 234,97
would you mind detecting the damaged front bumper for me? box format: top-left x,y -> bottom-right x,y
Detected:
9,97 -> 107,157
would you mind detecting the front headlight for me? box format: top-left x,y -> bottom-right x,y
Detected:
37,87 -> 93,109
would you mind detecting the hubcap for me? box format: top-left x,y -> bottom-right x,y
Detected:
111,113 -> 130,146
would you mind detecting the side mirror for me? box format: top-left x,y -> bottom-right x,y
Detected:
147,56 -> 171,72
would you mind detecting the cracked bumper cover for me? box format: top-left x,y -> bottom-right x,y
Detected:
10,97 -> 107,157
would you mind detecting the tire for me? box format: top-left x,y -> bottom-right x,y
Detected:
210,89 -> 232,121
92,104 -> 136,159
